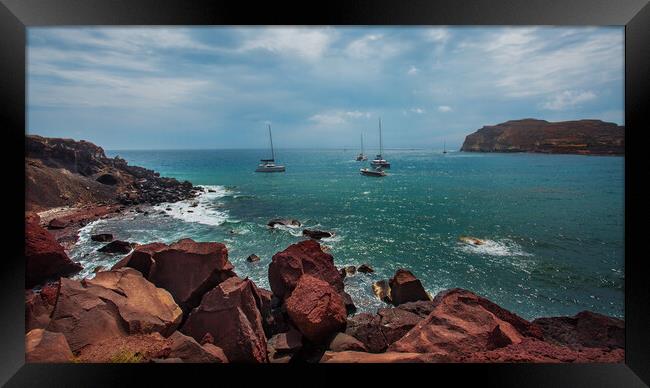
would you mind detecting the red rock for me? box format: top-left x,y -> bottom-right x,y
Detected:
285,275 -> 347,343
75,332 -> 173,363
389,288 -> 542,359
168,331 -> 228,363
97,240 -> 134,254
388,269 -> 431,305
268,328 -> 303,354
25,329 -> 74,363
345,313 -> 387,353
465,337 -> 625,363
47,269 -> 182,352
320,351 -> 450,363
532,311 -> 624,350
25,286 -> 58,332
377,306 -> 424,346
181,276 -> 268,363
268,240 -> 344,299
112,242 -> 167,278
328,332 -> 368,352
25,218 -> 83,288
48,218 -> 68,229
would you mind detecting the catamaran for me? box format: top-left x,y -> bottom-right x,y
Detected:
356,133 -> 368,161
370,118 -> 390,168
255,124 -> 285,173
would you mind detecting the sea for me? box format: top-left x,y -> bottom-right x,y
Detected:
68,149 -> 624,320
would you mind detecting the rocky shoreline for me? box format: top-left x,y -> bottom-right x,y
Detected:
24,135 -> 624,363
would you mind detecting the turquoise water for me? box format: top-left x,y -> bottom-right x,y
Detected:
70,149 -> 624,320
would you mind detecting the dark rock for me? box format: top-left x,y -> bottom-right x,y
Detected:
96,173 -> 119,185
532,311 -> 624,350
372,279 -> 392,304
247,254 -> 260,262
342,291 -> 357,315
267,218 -> 302,228
388,269 -> 431,305
47,218 -> 68,229
90,233 -> 113,242
357,264 -> 374,273
97,240 -> 135,254
302,229 -> 334,240
345,313 -> 388,353
168,331 -> 228,363
268,328 -> 303,354
328,332 -> 368,352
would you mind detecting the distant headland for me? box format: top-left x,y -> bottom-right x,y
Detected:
461,119 -> 624,155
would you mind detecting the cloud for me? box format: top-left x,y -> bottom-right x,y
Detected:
541,90 -> 597,111
410,107 -> 426,114
407,65 -> 419,75
239,27 -> 335,61
345,33 -> 406,60
309,110 -> 371,126
424,28 -> 450,44
438,106 -> 452,112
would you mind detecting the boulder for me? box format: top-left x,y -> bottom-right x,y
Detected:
320,351 -> 449,363
532,311 -> 624,350
254,287 -> 289,337
97,240 -> 135,254
96,173 -> 119,185
112,239 -> 235,313
345,313 -> 387,353
268,328 -> 303,354
47,269 -> 182,352
388,269 -> 431,305
168,331 -> 228,363
269,239 -> 344,300
285,275 -> 347,343
302,229 -> 334,240
328,332 -> 368,352
91,233 -> 114,242
181,276 -> 268,363
357,264 -> 374,273
25,218 -> 83,288
246,254 -> 260,262
342,291 -> 357,315
388,288 -> 543,359
25,329 -> 74,363
25,285 -> 58,332
268,218 -> 301,228
376,306 -> 424,345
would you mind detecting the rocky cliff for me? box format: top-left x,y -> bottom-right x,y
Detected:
26,135 -> 199,211
460,119 -> 624,155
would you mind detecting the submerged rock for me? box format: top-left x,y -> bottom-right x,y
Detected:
91,233 -> 114,242
97,240 -> 135,254
357,264 -> 374,274
302,229 -> 334,240
246,254 -> 260,263
267,218 -> 302,228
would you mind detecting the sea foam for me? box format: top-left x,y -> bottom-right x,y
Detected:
153,185 -> 229,226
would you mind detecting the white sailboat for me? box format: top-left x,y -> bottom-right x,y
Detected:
255,124 -> 285,172
356,132 -> 368,161
443,140 -> 448,154
370,118 -> 390,168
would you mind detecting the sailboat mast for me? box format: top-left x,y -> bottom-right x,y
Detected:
379,118 -> 383,156
268,124 -> 275,161
361,133 -> 364,154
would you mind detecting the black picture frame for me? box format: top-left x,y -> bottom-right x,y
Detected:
1,0 -> 648,386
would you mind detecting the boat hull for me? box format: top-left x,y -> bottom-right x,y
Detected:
256,166 -> 286,172
370,161 -> 390,168
360,169 -> 386,177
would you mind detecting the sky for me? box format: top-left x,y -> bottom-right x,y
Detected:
27,26 -> 624,150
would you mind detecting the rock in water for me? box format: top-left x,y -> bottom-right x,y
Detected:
388,269 -> 431,305
372,280 -> 392,304
246,254 -> 260,262
25,217 -> 83,288
268,239 -> 344,299
181,277 -> 268,363
25,329 -> 74,363
267,218 -> 302,228
91,233 -> 114,242
97,240 -> 135,254
302,229 -> 334,240
285,275 -> 347,343
357,264 -> 374,273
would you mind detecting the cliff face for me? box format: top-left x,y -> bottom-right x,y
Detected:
26,135 -> 197,211
460,119 -> 624,155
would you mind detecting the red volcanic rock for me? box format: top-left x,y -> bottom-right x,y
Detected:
112,238 -> 235,313
112,242 -> 167,278
465,337 -> 625,363
388,269 -> 431,305
253,286 -> 289,337
25,329 -> 74,363
285,275 -> 347,343
181,276 -> 268,363
268,240 -> 344,299
25,218 -> 83,288
25,283 -> 60,332
461,119 -> 625,155
320,351 -> 449,363
328,332 -> 368,352
533,311 -> 624,350
168,331 -> 228,363
345,313 -> 387,353
388,288 -> 542,358
268,328 -> 303,354
47,269 -> 182,352
377,306 -> 425,346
